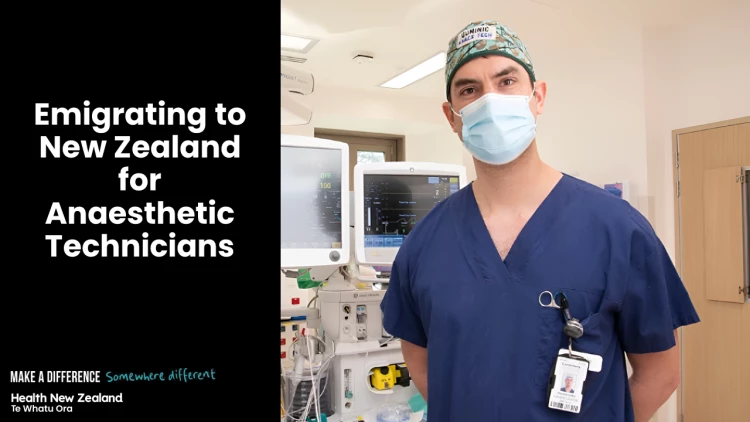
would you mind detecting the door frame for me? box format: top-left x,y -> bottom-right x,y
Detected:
671,115 -> 750,420
313,128 -> 406,162
314,128 -> 407,189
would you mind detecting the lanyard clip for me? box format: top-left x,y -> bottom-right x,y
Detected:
558,292 -> 584,339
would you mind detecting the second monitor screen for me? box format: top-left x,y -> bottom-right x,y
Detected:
363,174 -> 460,248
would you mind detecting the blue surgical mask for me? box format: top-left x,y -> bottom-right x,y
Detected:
453,92 -> 537,165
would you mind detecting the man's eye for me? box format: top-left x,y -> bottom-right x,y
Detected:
501,79 -> 515,86
460,87 -> 475,95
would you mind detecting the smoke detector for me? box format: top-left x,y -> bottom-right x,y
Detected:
353,54 -> 374,64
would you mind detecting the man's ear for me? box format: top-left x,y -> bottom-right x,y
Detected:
442,102 -> 457,133
532,80 -> 547,115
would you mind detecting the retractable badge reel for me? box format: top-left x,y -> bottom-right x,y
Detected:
538,291 -> 602,414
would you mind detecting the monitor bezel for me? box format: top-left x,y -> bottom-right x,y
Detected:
280,134 -> 350,270
354,162 -> 467,266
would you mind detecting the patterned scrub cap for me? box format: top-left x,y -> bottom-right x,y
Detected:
445,20 -> 535,99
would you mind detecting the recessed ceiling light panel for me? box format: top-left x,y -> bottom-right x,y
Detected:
380,52 -> 447,89
281,33 -> 320,54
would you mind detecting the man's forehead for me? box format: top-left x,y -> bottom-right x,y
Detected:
451,56 -> 524,87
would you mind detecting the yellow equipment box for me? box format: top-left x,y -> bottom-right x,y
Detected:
370,363 -> 411,390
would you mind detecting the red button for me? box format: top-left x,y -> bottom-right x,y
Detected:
291,298 -> 300,305
293,337 -> 296,342
280,352 -> 286,359
301,328 -> 306,336
280,338 -> 286,345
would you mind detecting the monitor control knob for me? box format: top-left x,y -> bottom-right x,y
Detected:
329,251 -> 340,261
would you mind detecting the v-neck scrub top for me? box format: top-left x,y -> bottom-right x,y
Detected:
381,174 -> 699,422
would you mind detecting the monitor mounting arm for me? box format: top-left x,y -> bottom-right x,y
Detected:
283,265 -> 356,292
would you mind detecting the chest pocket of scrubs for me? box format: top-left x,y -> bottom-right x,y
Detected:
533,297 -> 606,386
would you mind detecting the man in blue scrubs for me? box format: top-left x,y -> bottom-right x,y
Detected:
381,20 -> 700,422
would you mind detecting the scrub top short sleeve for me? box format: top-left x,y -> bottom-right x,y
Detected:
616,213 -> 700,354
381,250 -> 428,348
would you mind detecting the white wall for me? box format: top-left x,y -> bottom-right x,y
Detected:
644,4 -> 750,258
529,15 -> 649,193
643,4 -> 750,421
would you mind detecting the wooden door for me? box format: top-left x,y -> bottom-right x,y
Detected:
675,118 -> 750,422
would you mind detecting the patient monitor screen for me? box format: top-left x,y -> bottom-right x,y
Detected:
280,146 -> 343,249
363,175 -> 459,247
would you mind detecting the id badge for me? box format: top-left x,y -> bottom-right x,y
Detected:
546,353 -> 589,414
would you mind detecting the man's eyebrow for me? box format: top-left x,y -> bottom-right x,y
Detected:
452,66 -> 520,91
493,66 -> 518,79
452,77 -> 480,90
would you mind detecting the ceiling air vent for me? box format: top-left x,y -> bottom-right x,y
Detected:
281,55 -> 306,64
